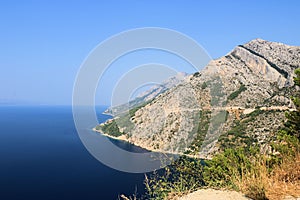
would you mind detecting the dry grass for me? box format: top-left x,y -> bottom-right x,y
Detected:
167,192 -> 184,200
236,153 -> 300,200
266,153 -> 300,200
235,158 -> 269,200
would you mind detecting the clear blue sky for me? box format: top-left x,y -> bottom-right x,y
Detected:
1,0 -> 299,105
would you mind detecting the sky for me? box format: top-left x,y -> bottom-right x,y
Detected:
0,0 -> 299,105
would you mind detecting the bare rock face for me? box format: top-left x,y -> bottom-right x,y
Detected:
98,39 -> 300,157
244,39 -> 300,83
130,83 -> 201,153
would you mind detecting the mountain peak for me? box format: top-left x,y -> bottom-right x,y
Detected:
248,38 -> 266,43
244,38 -> 298,49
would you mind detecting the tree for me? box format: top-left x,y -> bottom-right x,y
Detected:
284,68 -> 300,139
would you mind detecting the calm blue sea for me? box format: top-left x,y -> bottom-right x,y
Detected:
0,106 -> 145,200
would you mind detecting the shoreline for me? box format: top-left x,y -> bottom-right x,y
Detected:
92,128 -> 129,142
93,127 -> 159,153
92,127 -> 209,159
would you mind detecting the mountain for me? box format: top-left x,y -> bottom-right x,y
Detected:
95,39 -> 300,158
103,72 -> 187,116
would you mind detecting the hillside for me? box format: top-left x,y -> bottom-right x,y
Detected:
95,39 -> 300,158
103,72 -> 187,116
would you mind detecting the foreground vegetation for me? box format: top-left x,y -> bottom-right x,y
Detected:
137,134 -> 299,200
121,69 -> 300,200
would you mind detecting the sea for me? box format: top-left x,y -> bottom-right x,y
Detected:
0,106 -> 146,200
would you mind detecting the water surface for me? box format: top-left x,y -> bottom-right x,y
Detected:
0,106 -> 145,200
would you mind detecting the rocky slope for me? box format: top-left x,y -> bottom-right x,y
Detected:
96,39 -> 300,158
103,72 -> 187,116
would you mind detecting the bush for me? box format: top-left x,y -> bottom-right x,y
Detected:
228,84 -> 247,100
201,82 -> 207,89
203,147 -> 257,189
144,156 -> 204,200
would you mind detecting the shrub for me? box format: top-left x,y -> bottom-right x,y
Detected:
201,82 -> 207,89
228,84 -> 247,100
203,147 -> 257,189
144,156 -> 204,200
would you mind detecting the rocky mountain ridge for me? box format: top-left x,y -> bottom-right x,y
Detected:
103,72 -> 187,116
96,39 -> 300,158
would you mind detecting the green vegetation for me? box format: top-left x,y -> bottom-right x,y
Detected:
218,109 -> 266,150
97,100 -> 152,138
204,135 -> 300,200
283,68 -> 300,140
185,111 -> 210,154
141,133 -> 300,200
245,108 -> 263,118
193,72 -> 201,77
129,101 -> 149,118
228,84 -> 247,101
144,156 -> 204,200
97,120 -> 123,137
203,147 -> 259,189
218,109 -> 283,150
207,78 -> 225,106
200,82 -> 207,89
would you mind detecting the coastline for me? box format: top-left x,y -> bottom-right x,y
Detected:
92,128 -> 128,142
92,127 -> 209,159
93,127 -> 158,153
